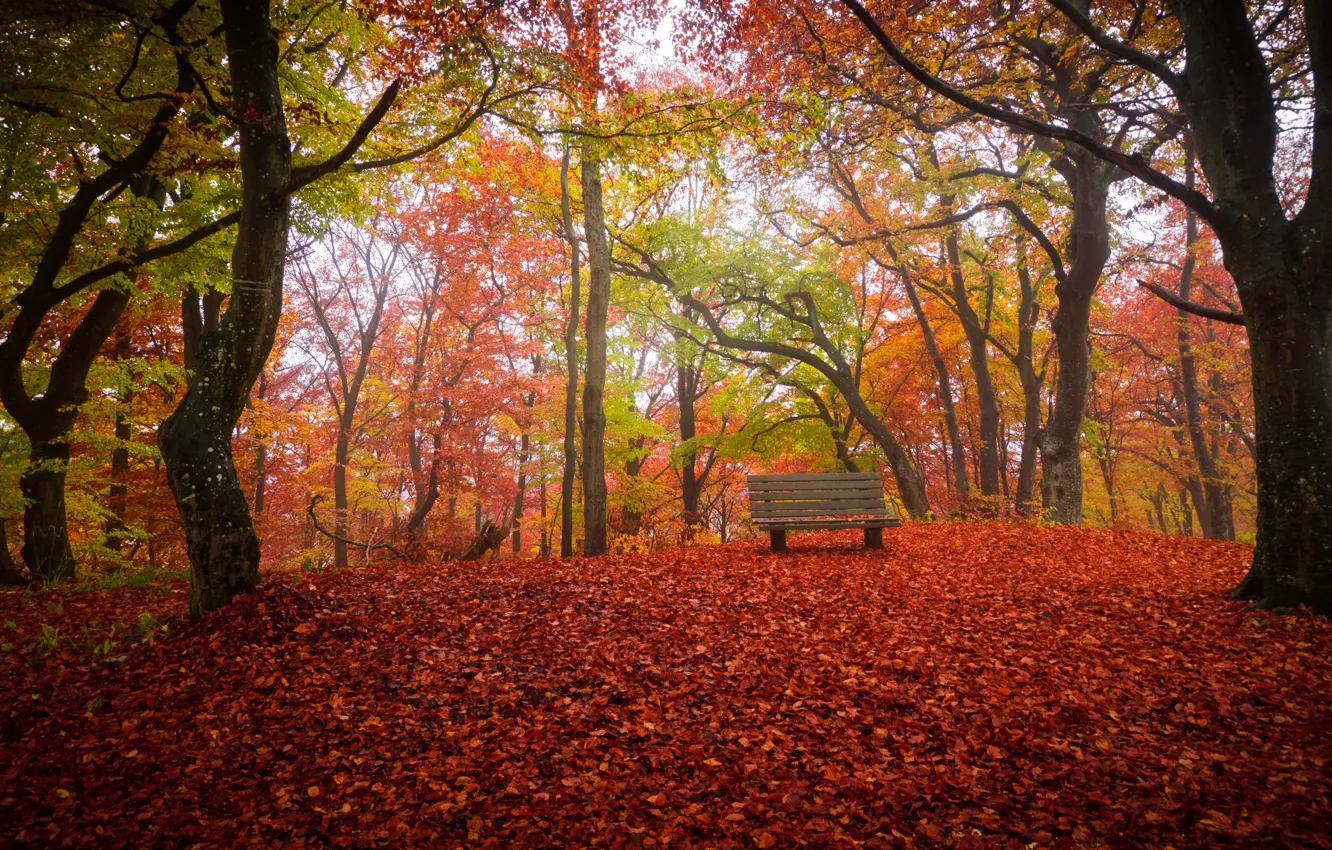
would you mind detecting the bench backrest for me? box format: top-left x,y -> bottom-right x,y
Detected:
746,472 -> 892,520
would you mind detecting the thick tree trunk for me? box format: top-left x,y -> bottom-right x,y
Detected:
580,139 -> 610,557
1040,151 -> 1112,524
559,145 -> 581,558
1229,280 -> 1332,611
20,438 -> 75,581
159,0 -> 290,617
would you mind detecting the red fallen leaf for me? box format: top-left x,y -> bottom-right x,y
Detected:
1,525 -> 1325,848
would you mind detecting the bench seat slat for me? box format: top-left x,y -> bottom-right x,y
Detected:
750,500 -> 891,515
756,518 -> 903,530
754,508 -> 894,519
747,479 -> 881,492
751,468 -> 884,482
749,489 -> 887,501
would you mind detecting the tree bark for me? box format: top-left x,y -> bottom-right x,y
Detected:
252,372 -> 267,515
1040,148 -> 1113,524
900,266 -> 968,496
0,517 -> 32,586
1167,0 -> 1332,610
678,358 -> 701,527
944,222 -> 1001,496
159,0 -> 291,616
580,138 -> 611,557
559,144 -> 581,558
512,430 -> 530,554
104,329 -> 133,553
1175,167 -> 1235,540
1012,236 -> 1044,515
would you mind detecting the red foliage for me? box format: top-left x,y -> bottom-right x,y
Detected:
3,524 -> 1330,847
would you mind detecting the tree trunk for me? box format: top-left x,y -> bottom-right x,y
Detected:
901,269 -> 968,496
944,225 -> 1001,496
1012,237 -> 1043,515
104,329 -> 133,553
1040,151 -> 1113,524
159,0 -> 291,617
1175,180 -> 1235,540
559,144 -> 581,558
333,426 -> 350,567
1228,282 -> 1332,611
252,371 -> 267,515
678,360 -> 701,527
20,437 -> 75,581
580,139 -> 610,557
839,388 -> 929,518
0,517 -> 32,586
512,431 -> 529,554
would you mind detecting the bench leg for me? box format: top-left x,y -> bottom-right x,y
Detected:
770,530 -> 787,552
864,527 -> 883,549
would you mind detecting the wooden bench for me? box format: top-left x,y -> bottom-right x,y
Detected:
746,471 -> 902,552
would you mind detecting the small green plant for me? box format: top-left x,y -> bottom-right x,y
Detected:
93,624 -> 117,656
28,623 -> 61,655
86,695 -> 107,712
132,611 -> 166,644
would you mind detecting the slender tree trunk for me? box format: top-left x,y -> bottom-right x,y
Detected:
944,225 -> 1001,496
104,329 -> 133,552
333,426 -> 351,567
1175,172 -> 1234,540
559,144 -> 581,558
159,0 -> 291,616
678,360 -> 700,527
512,431 -> 529,554
834,427 -> 860,473
580,139 -> 610,557
1012,237 -> 1043,515
0,517 -> 30,586
839,387 -> 929,518
901,269 -> 968,496
252,371 -> 267,515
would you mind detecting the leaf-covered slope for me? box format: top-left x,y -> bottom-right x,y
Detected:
2,524 -> 1329,847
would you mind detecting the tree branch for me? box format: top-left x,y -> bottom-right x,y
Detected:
836,0 -> 1222,228
1137,279 -> 1245,325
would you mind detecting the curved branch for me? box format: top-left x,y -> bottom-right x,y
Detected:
307,495 -> 405,559
1137,279 -> 1245,325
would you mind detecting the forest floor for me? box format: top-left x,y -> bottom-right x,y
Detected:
2,523 -> 1330,848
